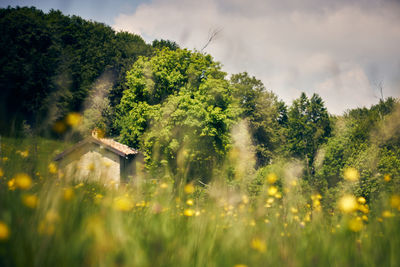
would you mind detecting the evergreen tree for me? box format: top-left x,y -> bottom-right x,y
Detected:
286,93 -> 331,175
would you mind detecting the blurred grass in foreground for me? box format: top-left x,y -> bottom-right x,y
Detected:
0,137 -> 399,267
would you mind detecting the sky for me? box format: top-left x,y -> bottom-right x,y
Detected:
2,0 -> 400,114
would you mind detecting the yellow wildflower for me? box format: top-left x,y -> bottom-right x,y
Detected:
291,207 -> 298,214
0,221 -> 10,241
338,195 -> 358,213
65,112 -> 82,127
14,173 -> 32,190
384,174 -> 391,182
184,183 -> 195,194
186,199 -> 194,206
48,162 -> 58,174
184,208 -> 195,217
63,188 -> 74,200
45,210 -> 60,223
268,186 -> 278,196
87,163 -> 95,171
358,204 -> 369,214
267,173 -> 277,184
343,167 -> 359,182
113,196 -> 134,211
7,178 -> 16,191
74,182 -> 84,189
17,150 -> 29,158
390,195 -> 400,209
242,195 -> 249,204
22,194 -> 39,208
136,200 -> 146,207
348,217 -> 363,232
0,167 -> 3,178
312,193 -> 322,200
250,237 -> 266,253
357,197 -> 366,204
94,193 -> 103,204
382,210 -> 394,218
160,183 -> 168,189
312,194 -> 322,211
233,264 -> 248,267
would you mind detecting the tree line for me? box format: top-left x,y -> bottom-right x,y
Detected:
1,7 -> 399,200
0,6 -> 176,135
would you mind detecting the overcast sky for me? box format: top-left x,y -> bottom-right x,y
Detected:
2,0 -> 400,114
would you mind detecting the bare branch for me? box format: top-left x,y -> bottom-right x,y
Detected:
377,80 -> 384,100
372,79 -> 385,101
200,28 -> 222,52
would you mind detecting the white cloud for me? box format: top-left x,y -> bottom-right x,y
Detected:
113,0 -> 400,114
315,64 -> 376,114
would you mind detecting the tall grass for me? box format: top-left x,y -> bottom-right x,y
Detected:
0,136 -> 399,267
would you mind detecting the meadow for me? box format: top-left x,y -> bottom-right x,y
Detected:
0,136 -> 399,267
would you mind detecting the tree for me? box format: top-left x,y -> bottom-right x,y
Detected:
0,7 -> 57,134
315,97 -> 398,190
230,72 -> 283,167
286,93 -> 331,175
0,7 -> 152,136
152,39 -> 179,51
116,48 -> 237,182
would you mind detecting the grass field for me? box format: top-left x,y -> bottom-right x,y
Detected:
0,137 -> 399,267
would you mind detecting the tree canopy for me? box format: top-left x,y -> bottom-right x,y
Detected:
230,72 -> 283,167
0,6 -> 151,135
116,48 -> 238,181
285,92 -> 331,174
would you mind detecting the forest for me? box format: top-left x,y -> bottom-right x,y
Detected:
0,6 -> 399,267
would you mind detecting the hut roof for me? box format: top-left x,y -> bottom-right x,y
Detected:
54,136 -> 138,161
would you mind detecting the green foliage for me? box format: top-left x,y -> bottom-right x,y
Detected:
152,39 -> 180,51
1,137 -> 400,267
0,7 -> 151,135
315,98 -> 400,202
116,49 -> 238,182
230,72 -> 283,167
286,93 -> 331,174
0,7 -> 57,133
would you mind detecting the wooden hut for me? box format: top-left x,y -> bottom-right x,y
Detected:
54,130 -> 140,184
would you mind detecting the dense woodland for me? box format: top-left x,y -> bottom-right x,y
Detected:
1,6 -> 399,202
